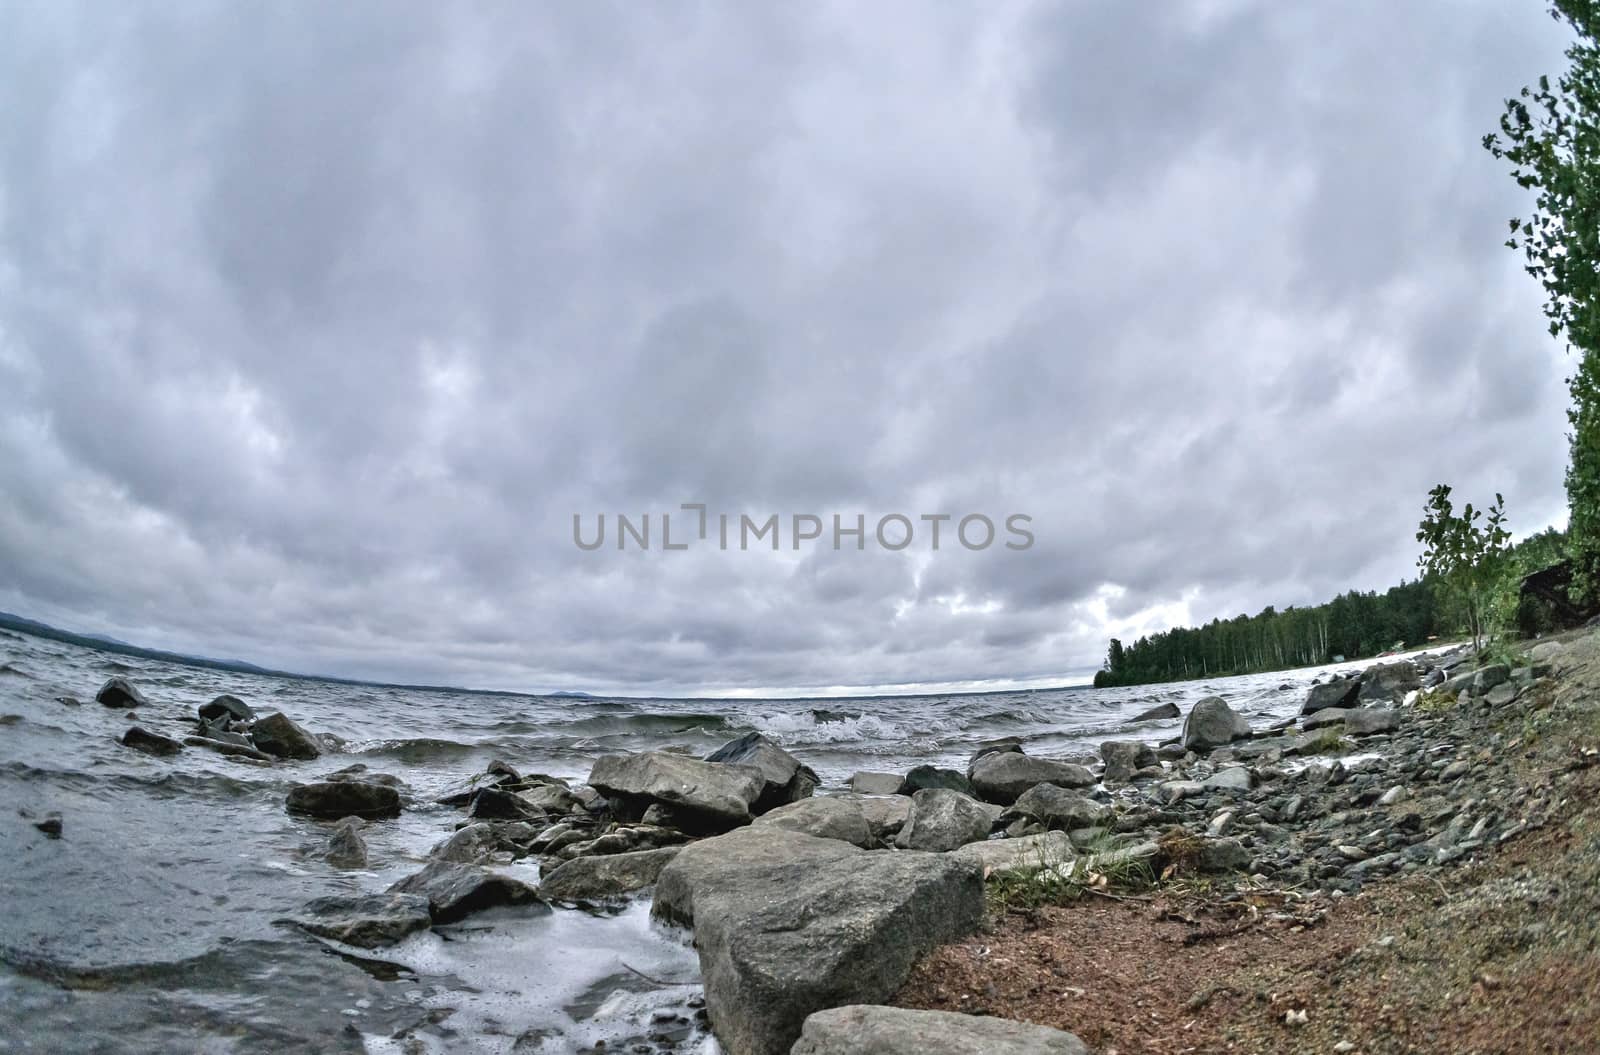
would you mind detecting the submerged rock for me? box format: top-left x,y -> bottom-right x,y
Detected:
198,694 -> 254,723
752,796 -> 874,848
589,751 -> 764,832
250,712 -> 322,760
387,860 -> 545,924
95,677 -> 146,708
652,828 -> 984,1055
466,786 -> 547,822
119,726 -> 184,757
286,781 -> 402,820
792,1005 -> 1091,1055
1180,696 -> 1252,752
968,752 -> 1094,805
541,845 -> 684,902
289,892 -> 431,948
324,817 -> 368,869
704,732 -> 818,813
894,788 -> 993,851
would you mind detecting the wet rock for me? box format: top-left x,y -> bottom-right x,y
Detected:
289,892 -> 432,947
467,786 -> 547,822
198,694 -> 254,723
387,860 -> 545,924
1100,740 -> 1157,782
589,751 -> 765,832
286,780 -> 402,820
968,752 -> 1094,805
953,830 -> 1074,876
1345,707 -> 1400,736
1002,783 -> 1111,831
752,796 -> 874,848
95,677 -> 146,708
1131,701 -> 1180,722
250,712 -> 322,760
898,765 -> 974,797
1301,679 -> 1359,715
1181,696 -> 1252,752
431,821 -> 542,863
516,783 -> 582,814
792,1005 -> 1091,1055
325,816 -> 368,868
653,828 -> 984,1055
895,789 -> 994,851
541,845 -> 684,902
326,764 -> 404,789
848,772 -> 903,795
1359,661 -> 1421,703
54,696 -> 82,707
119,725 -> 184,757
704,732 -> 818,813
33,813 -> 63,838
182,735 -> 274,762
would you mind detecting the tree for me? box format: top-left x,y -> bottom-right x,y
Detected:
1415,484 -> 1511,656
1483,1 -> 1600,598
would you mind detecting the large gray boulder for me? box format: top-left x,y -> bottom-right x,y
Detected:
652,828 -> 984,1055
1180,696 -> 1252,752
199,694 -> 254,723
792,1005 -> 1090,1055
1002,783 -> 1111,832
968,752 -> 1094,805
893,788 -> 993,851
95,677 -> 146,708
287,892 -> 432,948
1301,678 -> 1358,715
589,751 -> 765,832
1099,740 -> 1157,782
752,796 -> 874,848
286,780 -> 401,819
843,794 -> 911,845
251,712 -> 322,760
1358,661 -> 1421,703
704,732 -> 818,813
540,845 -> 683,902
387,860 -> 545,924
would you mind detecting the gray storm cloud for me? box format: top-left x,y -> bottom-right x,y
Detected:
0,0 -> 1575,694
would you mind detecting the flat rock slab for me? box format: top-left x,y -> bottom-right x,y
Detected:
968,753 -> 1094,805
251,712 -> 322,760
387,860 -> 546,924
540,845 -> 683,902
287,780 -> 402,819
953,831 -> 1074,876
792,1005 -> 1090,1055
653,828 -> 984,1055
288,892 -> 432,948
590,751 -> 765,831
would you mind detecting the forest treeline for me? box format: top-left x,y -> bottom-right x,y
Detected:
1093,529 -> 1567,687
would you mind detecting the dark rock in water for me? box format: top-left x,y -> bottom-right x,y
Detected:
432,822 -> 519,863
704,732 -> 819,814
198,694 -> 254,723
55,696 -> 82,707
288,892 -> 431,948
1100,740 -> 1158,782
387,860 -> 545,924
967,752 -> 1093,805
653,828 -> 984,1055
195,720 -> 254,749
250,712 -> 322,760
325,817 -> 368,869
1301,678 -> 1359,715
1180,696 -> 1252,752
325,764 -> 404,789
1003,783 -> 1111,831
119,726 -> 184,757
33,813 -> 63,838
898,765 -> 974,797
541,845 -> 684,902
182,735 -> 274,762
95,677 -> 146,708
894,789 -> 994,851
848,771 -> 903,795
286,781 -> 402,820
1358,661 -> 1421,703
487,758 -> 523,784
792,1005 -> 1091,1055
752,796 -> 875,848
589,751 -> 765,832
467,786 -> 546,822
1131,700 -> 1180,722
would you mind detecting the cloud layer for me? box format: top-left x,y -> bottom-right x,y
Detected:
0,1 -> 1576,694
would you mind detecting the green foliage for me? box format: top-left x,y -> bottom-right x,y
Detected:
1484,2 -> 1600,600
1416,484 -> 1511,656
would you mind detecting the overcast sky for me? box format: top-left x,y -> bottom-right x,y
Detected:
0,1 -> 1577,696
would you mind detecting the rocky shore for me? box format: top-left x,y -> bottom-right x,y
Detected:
49,632 -> 1600,1054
